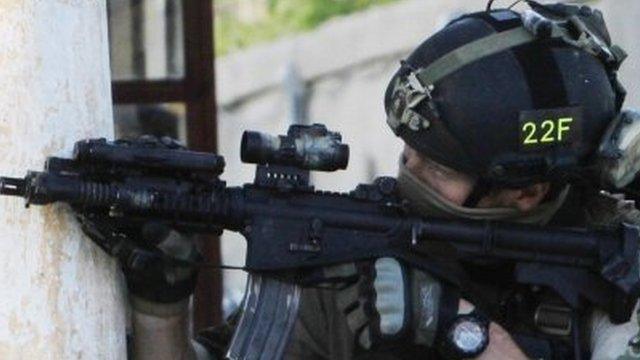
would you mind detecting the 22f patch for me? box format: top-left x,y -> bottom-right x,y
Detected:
519,107 -> 583,151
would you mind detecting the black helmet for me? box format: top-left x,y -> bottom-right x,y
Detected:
385,1 -> 627,189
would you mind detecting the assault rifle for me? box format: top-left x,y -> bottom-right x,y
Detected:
1,124 -> 640,358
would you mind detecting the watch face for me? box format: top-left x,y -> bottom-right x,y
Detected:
452,320 -> 486,353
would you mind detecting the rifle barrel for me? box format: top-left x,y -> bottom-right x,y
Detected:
0,177 -> 26,197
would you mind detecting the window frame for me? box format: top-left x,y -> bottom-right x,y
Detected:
111,0 -> 221,330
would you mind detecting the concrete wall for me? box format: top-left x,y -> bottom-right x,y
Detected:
216,0 -> 640,311
0,1 -> 126,358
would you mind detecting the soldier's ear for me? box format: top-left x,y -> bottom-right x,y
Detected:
513,183 -> 551,212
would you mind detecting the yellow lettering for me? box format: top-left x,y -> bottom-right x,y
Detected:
557,117 -> 573,141
523,122 -> 538,145
540,120 -> 555,143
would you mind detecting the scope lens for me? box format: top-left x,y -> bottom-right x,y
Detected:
241,131 -> 271,164
334,144 -> 350,170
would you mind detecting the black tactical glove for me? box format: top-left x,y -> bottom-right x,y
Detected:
73,134 -> 201,303
328,258 -> 458,351
77,213 -> 201,303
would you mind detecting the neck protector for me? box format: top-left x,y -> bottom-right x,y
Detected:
397,157 -> 569,225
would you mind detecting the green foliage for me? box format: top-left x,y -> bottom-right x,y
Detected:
215,0 -> 400,56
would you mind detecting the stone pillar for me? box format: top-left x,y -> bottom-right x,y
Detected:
0,1 -> 126,358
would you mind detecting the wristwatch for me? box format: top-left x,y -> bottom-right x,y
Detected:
439,311 -> 490,359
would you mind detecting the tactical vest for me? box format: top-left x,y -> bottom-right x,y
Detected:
460,188 -> 640,360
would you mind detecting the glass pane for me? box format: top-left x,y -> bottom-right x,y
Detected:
108,0 -> 185,81
113,103 -> 187,143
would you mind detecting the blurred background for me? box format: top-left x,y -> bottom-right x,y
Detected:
106,0 -> 640,328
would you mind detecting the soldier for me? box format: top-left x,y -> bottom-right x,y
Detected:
80,1 -> 640,359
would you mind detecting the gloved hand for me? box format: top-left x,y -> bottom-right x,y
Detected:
77,212 -> 201,304
75,134 -> 200,304
329,258 -> 457,350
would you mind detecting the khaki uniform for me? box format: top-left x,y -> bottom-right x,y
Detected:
284,288 -> 354,360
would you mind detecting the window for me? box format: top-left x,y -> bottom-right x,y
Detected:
107,0 -> 221,330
